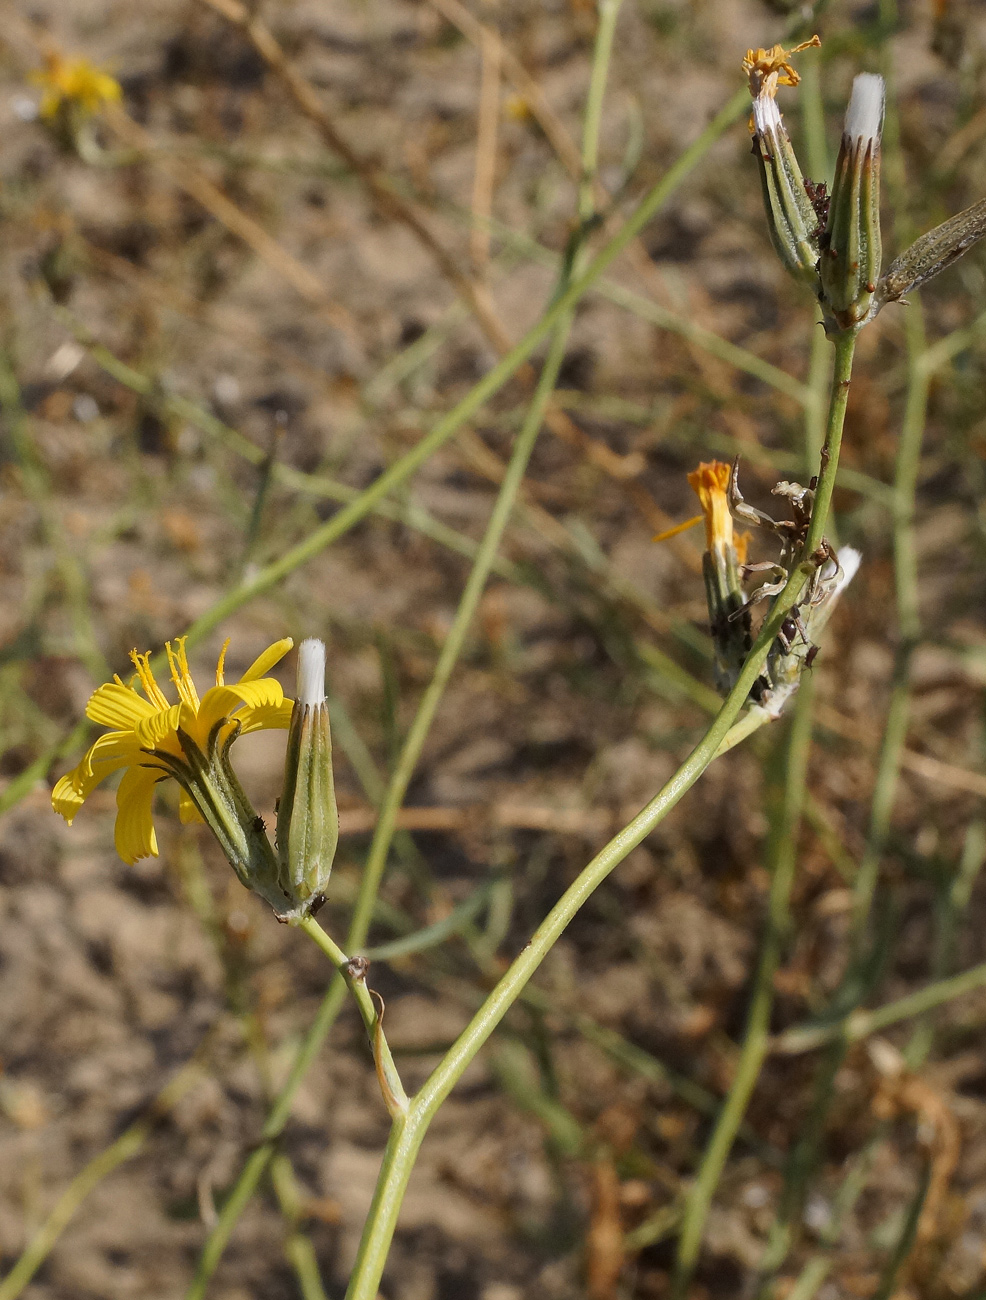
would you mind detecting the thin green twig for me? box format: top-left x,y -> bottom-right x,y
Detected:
773,953 -> 986,1054
756,298 -> 928,1286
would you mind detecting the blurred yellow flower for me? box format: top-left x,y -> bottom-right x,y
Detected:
32,51 -> 122,121
52,637 -> 294,864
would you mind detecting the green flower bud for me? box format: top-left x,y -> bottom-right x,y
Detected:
276,638 -> 339,921
819,74 -> 884,333
751,91 -> 821,289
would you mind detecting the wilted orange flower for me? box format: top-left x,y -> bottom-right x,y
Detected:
742,36 -> 820,101
687,460 -> 734,554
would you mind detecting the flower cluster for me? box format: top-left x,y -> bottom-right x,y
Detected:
53,636 -> 338,922
744,37 -> 986,333
673,460 -> 858,718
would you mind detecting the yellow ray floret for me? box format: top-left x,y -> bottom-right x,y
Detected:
687,460 -> 734,555
742,36 -> 820,101
31,52 -> 122,121
52,636 -> 294,865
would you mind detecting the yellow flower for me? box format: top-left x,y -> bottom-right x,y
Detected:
32,52 -> 122,121
53,637 -> 294,865
742,36 -> 820,101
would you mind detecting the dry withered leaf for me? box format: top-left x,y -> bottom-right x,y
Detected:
878,196 -> 986,303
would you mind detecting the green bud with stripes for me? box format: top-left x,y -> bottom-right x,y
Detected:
276,638 -> 339,921
750,89 -> 821,289
819,73 -> 885,333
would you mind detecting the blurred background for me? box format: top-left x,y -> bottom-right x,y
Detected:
1,0 -> 986,1297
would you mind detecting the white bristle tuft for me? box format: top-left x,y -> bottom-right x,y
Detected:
752,94 -> 783,138
833,546 -> 862,595
843,74 -> 884,143
296,638 -> 326,707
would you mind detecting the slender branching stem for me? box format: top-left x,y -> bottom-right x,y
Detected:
755,307 -> 928,1292
298,918 -> 409,1117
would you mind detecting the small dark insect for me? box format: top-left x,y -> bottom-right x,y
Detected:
252,815 -> 266,832
778,616 -> 799,652
777,607 -> 812,654
804,178 -> 830,241
805,644 -> 820,670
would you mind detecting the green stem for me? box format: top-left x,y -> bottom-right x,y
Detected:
756,308 -> 928,1287
348,318 -> 573,953
185,81 -> 746,1300
578,0 -> 622,224
671,676 -> 815,1297
298,918 -> 408,1116
340,317 -> 859,1300
342,597 -> 819,1300
804,329 -> 857,556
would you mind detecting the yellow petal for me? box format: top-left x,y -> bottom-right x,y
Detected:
51,739 -> 134,822
114,763 -> 160,864
238,638 -> 294,684
196,679 -> 285,738
82,730 -> 142,774
179,790 -> 205,824
238,698 -> 295,734
133,703 -> 184,751
86,681 -> 156,731
52,773 -> 88,823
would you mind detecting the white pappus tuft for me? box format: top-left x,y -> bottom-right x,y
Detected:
296,638 -> 326,708
752,93 -> 783,138
830,545 -> 862,596
843,73 -> 885,143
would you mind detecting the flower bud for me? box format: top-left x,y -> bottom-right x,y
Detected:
743,37 -> 822,289
751,87 -> 821,287
819,73 -> 885,333
276,638 -> 339,920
